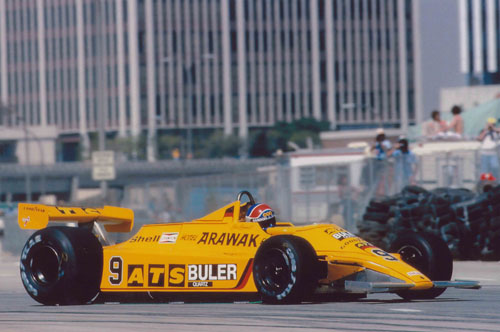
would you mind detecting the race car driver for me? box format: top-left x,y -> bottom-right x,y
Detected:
245,203 -> 276,230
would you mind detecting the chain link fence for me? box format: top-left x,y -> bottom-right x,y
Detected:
121,146 -> 490,235
120,159 -> 389,234
0,145 -> 494,255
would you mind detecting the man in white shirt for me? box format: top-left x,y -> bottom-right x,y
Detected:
477,118 -> 500,178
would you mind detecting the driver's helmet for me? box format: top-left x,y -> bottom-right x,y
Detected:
245,203 -> 276,229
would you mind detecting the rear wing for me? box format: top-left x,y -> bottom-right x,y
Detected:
18,203 -> 134,233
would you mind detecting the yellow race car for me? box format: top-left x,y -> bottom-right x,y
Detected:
17,191 -> 479,305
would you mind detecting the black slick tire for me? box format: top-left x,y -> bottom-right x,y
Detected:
20,226 -> 103,305
389,232 -> 452,300
253,235 -> 319,304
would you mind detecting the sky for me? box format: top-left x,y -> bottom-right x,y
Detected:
419,0 -> 466,119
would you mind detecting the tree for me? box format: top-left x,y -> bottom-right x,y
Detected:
249,118 -> 330,157
196,131 -> 242,158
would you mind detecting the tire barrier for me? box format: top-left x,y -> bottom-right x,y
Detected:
357,185 -> 500,260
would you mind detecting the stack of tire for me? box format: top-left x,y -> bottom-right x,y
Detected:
358,186 -> 433,250
357,185 -> 500,260
428,188 -> 479,258
475,185 -> 500,259
356,196 -> 393,248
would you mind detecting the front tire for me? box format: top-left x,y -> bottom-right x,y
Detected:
253,235 -> 319,304
390,232 -> 452,300
20,226 -> 103,305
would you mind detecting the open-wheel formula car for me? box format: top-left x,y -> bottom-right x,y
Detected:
17,191 -> 480,305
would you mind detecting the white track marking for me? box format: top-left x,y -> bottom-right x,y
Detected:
389,308 -> 422,313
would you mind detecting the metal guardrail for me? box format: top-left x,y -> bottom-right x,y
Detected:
0,158 -> 275,195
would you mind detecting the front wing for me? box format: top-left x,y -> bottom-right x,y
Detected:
344,280 -> 481,294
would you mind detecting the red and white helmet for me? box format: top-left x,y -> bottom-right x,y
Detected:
246,203 -> 276,229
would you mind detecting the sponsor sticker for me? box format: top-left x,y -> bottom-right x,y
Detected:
188,264 -> 237,282
168,264 -> 237,288
159,232 -> 179,244
197,232 -> 259,247
180,234 -> 197,241
148,265 -> 165,287
332,231 -> 356,241
127,265 -> 144,287
109,262 -> 239,288
188,281 -> 213,288
129,235 -> 161,243
339,238 -> 360,249
168,264 -> 185,287
355,241 -> 377,251
23,206 -> 46,213
324,228 -> 356,241
407,271 -> 423,277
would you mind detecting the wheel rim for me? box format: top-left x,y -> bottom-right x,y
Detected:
398,245 -> 426,272
258,248 -> 292,294
29,245 -> 61,286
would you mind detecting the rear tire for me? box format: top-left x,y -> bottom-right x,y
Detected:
253,235 -> 319,304
389,232 -> 452,300
20,226 -> 103,305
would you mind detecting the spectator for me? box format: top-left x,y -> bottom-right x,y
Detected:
424,110 -> 447,139
477,117 -> 500,179
447,105 -> 464,138
372,128 -> 392,160
371,128 -> 392,196
391,137 -> 418,190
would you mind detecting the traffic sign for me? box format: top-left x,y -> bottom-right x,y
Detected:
92,151 -> 114,165
92,150 -> 116,181
92,165 -> 116,181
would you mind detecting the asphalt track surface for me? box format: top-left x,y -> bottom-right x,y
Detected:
1,252 -> 500,332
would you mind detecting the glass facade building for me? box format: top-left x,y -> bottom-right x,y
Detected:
0,0 -> 419,159
459,0 -> 500,85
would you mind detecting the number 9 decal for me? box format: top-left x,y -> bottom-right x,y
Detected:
371,249 -> 398,261
109,256 -> 123,285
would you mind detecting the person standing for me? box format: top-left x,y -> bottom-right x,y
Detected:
448,105 -> 464,138
371,128 -> 392,196
391,137 -> 418,190
477,118 -> 500,179
372,128 -> 392,160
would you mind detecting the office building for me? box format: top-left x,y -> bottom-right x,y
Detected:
459,0 -> 500,85
0,0 -> 419,161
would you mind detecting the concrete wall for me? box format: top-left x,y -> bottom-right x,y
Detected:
320,128 -> 404,149
0,125 -> 57,165
440,85 -> 500,112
